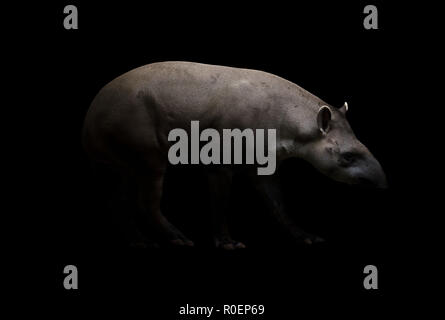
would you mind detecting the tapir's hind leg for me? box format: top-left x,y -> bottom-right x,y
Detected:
112,169 -> 160,248
207,168 -> 246,250
88,162 -> 156,248
134,160 -> 194,247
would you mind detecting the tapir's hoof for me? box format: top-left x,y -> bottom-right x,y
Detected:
170,238 -> 195,247
314,236 -> 325,243
303,236 -> 325,245
215,238 -> 246,250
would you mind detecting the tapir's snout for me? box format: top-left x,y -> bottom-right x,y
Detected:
356,157 -> 388,189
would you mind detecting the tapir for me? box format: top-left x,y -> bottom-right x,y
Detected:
82,61 -> 387,249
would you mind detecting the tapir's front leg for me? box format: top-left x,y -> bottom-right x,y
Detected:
251,174 -> 324,245
207,168 -> 246,250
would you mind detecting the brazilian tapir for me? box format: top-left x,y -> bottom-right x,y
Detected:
82,61 -> 387,249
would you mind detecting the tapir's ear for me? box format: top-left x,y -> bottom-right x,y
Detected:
339,101 -> 348,114
317,105 -> 332,134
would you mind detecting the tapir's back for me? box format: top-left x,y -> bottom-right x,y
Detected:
83,61 -> 325,163
88,61 -> 324,127
129,62 -> 323,120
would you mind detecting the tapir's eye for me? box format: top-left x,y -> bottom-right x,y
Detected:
340,152 -> 358,166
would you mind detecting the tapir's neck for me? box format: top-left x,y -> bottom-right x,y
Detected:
275,137 -> 306,162
273,94 -> 326,162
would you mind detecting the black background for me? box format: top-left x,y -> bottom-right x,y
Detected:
48,1 -> 430,317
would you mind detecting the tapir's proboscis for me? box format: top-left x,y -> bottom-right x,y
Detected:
83,61 -> 387,249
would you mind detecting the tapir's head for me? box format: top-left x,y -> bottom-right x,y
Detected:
303,102 -> 387,188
